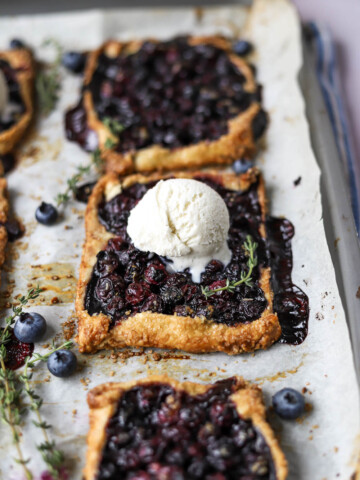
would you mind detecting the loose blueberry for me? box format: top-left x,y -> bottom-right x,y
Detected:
47,349 -> 77,377
62,51 -> 86,74
35,202 -> 58,226
272,388 -> 305,420
14,312 -> 47,343
10,38 -> 25,49
233,40 -> 253,56
232,158 -> 254,174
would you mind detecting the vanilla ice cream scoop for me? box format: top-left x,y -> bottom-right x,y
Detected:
127,178 -> 231,282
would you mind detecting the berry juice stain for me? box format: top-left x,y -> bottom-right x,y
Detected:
85,175 -> 309,344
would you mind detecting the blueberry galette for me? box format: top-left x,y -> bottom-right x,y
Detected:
0,47 -> 34,156
84,375 -> 288,480
76,168 -> 283,354
65,36 -> 267,175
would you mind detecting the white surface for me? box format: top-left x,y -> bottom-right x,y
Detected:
0,1 -> 358,479
127,178 -> 231,282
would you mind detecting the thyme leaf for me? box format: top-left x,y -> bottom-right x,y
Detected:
201,235 -> 258,299
55,164 -> 92,207
104,137 -> 117,150
102,117 -> 124,135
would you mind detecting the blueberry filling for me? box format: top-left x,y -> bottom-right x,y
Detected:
66,36 -> 266,154
86,176 -> 268,327
0,59 -> 25,132
85,175 -> 309,343
97,378 -> 276,480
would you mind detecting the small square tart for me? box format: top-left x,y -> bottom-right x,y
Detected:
79,36 -> 265,175
0,48 -> 34,155
83,375 -> 288,480
76,168 -> 281,354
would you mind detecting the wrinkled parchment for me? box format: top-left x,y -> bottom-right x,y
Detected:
0,1 -> 358,479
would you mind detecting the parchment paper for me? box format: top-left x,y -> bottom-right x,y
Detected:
0,1 -> 359,479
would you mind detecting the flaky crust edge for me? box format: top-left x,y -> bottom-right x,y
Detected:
0,178 -> 8,285
83,375 -> 288,480
75,168 -> 281,354
0,49 -> 34,155
80,36 -> 264,175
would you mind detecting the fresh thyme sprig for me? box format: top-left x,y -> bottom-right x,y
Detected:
36,38 -> 63,116
54,131 -> 118,208
104,137 -> 117,150
19,340 -> 73,479
55,164 -> 92,207
0,287 -> 72,478
92,148 -> 103,170
0,286 -> 42,480
201,235 -> 258,299
25,339 -> 73,369
0,359 -> 32,479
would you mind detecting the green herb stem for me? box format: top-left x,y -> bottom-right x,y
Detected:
201,235 -> 258,299
21,356 -> 67,479
55,164 -> 92,207
0,357 -> 33,480
36,38 -> 63,116
0,287 -> 70,479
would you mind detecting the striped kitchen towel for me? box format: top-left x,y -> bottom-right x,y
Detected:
307,22 -> 360,234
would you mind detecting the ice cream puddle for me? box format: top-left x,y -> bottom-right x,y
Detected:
127,179 -> 231,282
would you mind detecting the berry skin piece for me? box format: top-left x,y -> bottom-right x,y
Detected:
233,40 -> 253,56
10,38 -> 25,49
47,349 -> 77,378
14,312 -> 47,343
272,388 -> 305,420
35,202 -> 58,226
62,51 -> 86,74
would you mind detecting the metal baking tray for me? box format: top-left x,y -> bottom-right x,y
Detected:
300,34 -> 360,382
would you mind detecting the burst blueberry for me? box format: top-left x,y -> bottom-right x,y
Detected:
47,349 -> 77,377
14,312 -> 47,343
272,387 -> 305,420
35,202 -> 58,225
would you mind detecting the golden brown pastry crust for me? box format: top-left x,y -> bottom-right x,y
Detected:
78,36 -> 265,175
83,375 -> 288,480
0,178 -> 8,280
0,48 -> 34,155
75,168 -> 281,354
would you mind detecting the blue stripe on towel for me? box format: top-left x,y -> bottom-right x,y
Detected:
308,22 -> 360,234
